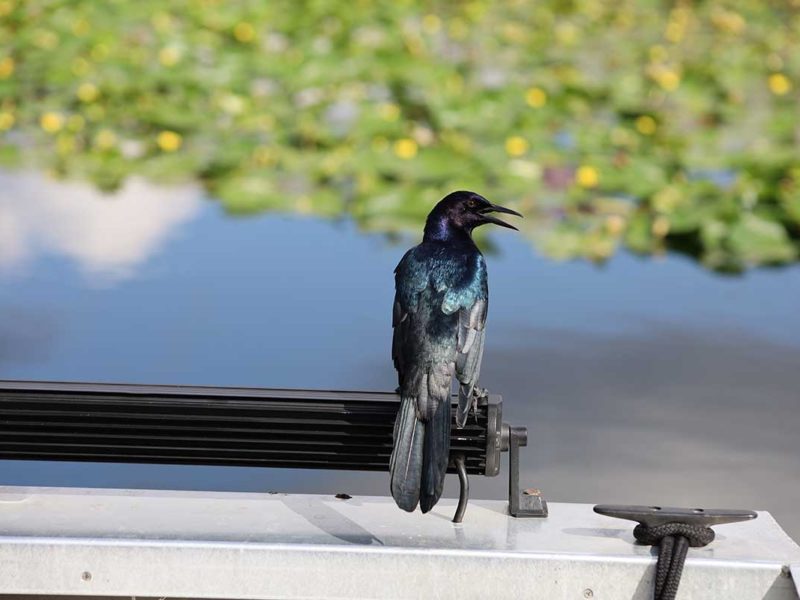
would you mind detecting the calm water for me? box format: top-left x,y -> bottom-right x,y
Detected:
1,171 -> 799,540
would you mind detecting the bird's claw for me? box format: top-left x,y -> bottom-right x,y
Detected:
471,386 -> 487,424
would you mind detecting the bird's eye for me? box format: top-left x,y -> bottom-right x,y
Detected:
466,199 -> 477,208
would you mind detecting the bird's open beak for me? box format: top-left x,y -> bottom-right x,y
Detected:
480,203 -> 523,231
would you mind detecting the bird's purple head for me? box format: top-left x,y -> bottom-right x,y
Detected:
423,191 -> 522,241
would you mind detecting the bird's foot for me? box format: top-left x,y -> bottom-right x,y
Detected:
472,386 -> 488,400
471,386 -> 487,424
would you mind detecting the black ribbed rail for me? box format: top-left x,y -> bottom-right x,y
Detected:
0,380 -> 503,477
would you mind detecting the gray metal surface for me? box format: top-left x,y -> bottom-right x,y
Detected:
791,563 -> 800,597
0,486 -> 798,599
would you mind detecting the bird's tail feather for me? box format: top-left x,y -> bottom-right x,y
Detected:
419,397 -> 451,513
389,396 -> 425,512
390,396 -> 452,513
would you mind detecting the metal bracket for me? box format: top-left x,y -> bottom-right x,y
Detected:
504,424 -> 548,518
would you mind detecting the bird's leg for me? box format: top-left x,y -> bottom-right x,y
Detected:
471,386 -> 487,423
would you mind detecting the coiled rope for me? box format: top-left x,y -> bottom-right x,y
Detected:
633,522 -> 715,600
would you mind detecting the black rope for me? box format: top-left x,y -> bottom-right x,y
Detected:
633,522 -> 715,600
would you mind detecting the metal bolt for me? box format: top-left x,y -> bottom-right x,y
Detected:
81,571 -> 92,582
583,589 -> 593,598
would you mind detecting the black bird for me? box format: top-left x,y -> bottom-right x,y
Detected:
389,191 -> 521,513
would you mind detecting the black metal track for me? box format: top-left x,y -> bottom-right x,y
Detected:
0,381 -> 500,475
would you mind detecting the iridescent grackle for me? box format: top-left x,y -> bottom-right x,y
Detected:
390,190 -> 521,513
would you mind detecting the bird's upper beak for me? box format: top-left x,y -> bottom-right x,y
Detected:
480,203 -> 523,231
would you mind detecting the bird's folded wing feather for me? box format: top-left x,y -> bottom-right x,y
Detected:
455,296 -> 487,388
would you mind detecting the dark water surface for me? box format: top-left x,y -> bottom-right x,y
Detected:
1,172 -> 798,540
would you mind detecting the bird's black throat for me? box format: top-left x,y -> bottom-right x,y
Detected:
422,213 -> 476,245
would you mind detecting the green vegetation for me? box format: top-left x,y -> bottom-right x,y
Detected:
1,0 -> 799,271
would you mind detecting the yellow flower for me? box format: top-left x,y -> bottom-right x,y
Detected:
505,136 -> 529,157
575,165 -> 599,188
635,115 -> 657,135
0,57 -> 14,79
159,46 -> 181,67
657,70 -> 680,91
378,103 -> 400,121
0,111 -> 14,130
94,129 -> 117,150
664,8 -> 689,43
77,82 -> 99,103
525,87 -> 547,108
234,22 -> 256,43
393,138 -> 418,159
40,112 -> 64,134
157,130 -> 182,152
422,14 -> 441,34
768,74 -> 792,96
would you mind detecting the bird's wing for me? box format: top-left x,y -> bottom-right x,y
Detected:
450,256 -> 488,427
391,248 -> 428,389
454,296 -> 487,424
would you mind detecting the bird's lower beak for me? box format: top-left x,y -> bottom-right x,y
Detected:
481,203 -> 523,231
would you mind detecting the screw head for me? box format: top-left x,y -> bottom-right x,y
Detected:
81,571 -> 92,582
583,589 -> 593,598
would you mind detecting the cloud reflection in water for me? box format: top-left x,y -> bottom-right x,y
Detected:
0,171 -> 201,282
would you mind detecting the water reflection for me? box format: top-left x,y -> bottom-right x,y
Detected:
0,199 -> 798,540
0,307 -> 57,367
482,324 -> 800,541
0,171 -> 201,282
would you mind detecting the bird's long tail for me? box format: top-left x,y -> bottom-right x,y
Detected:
389,395 -> 451,513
